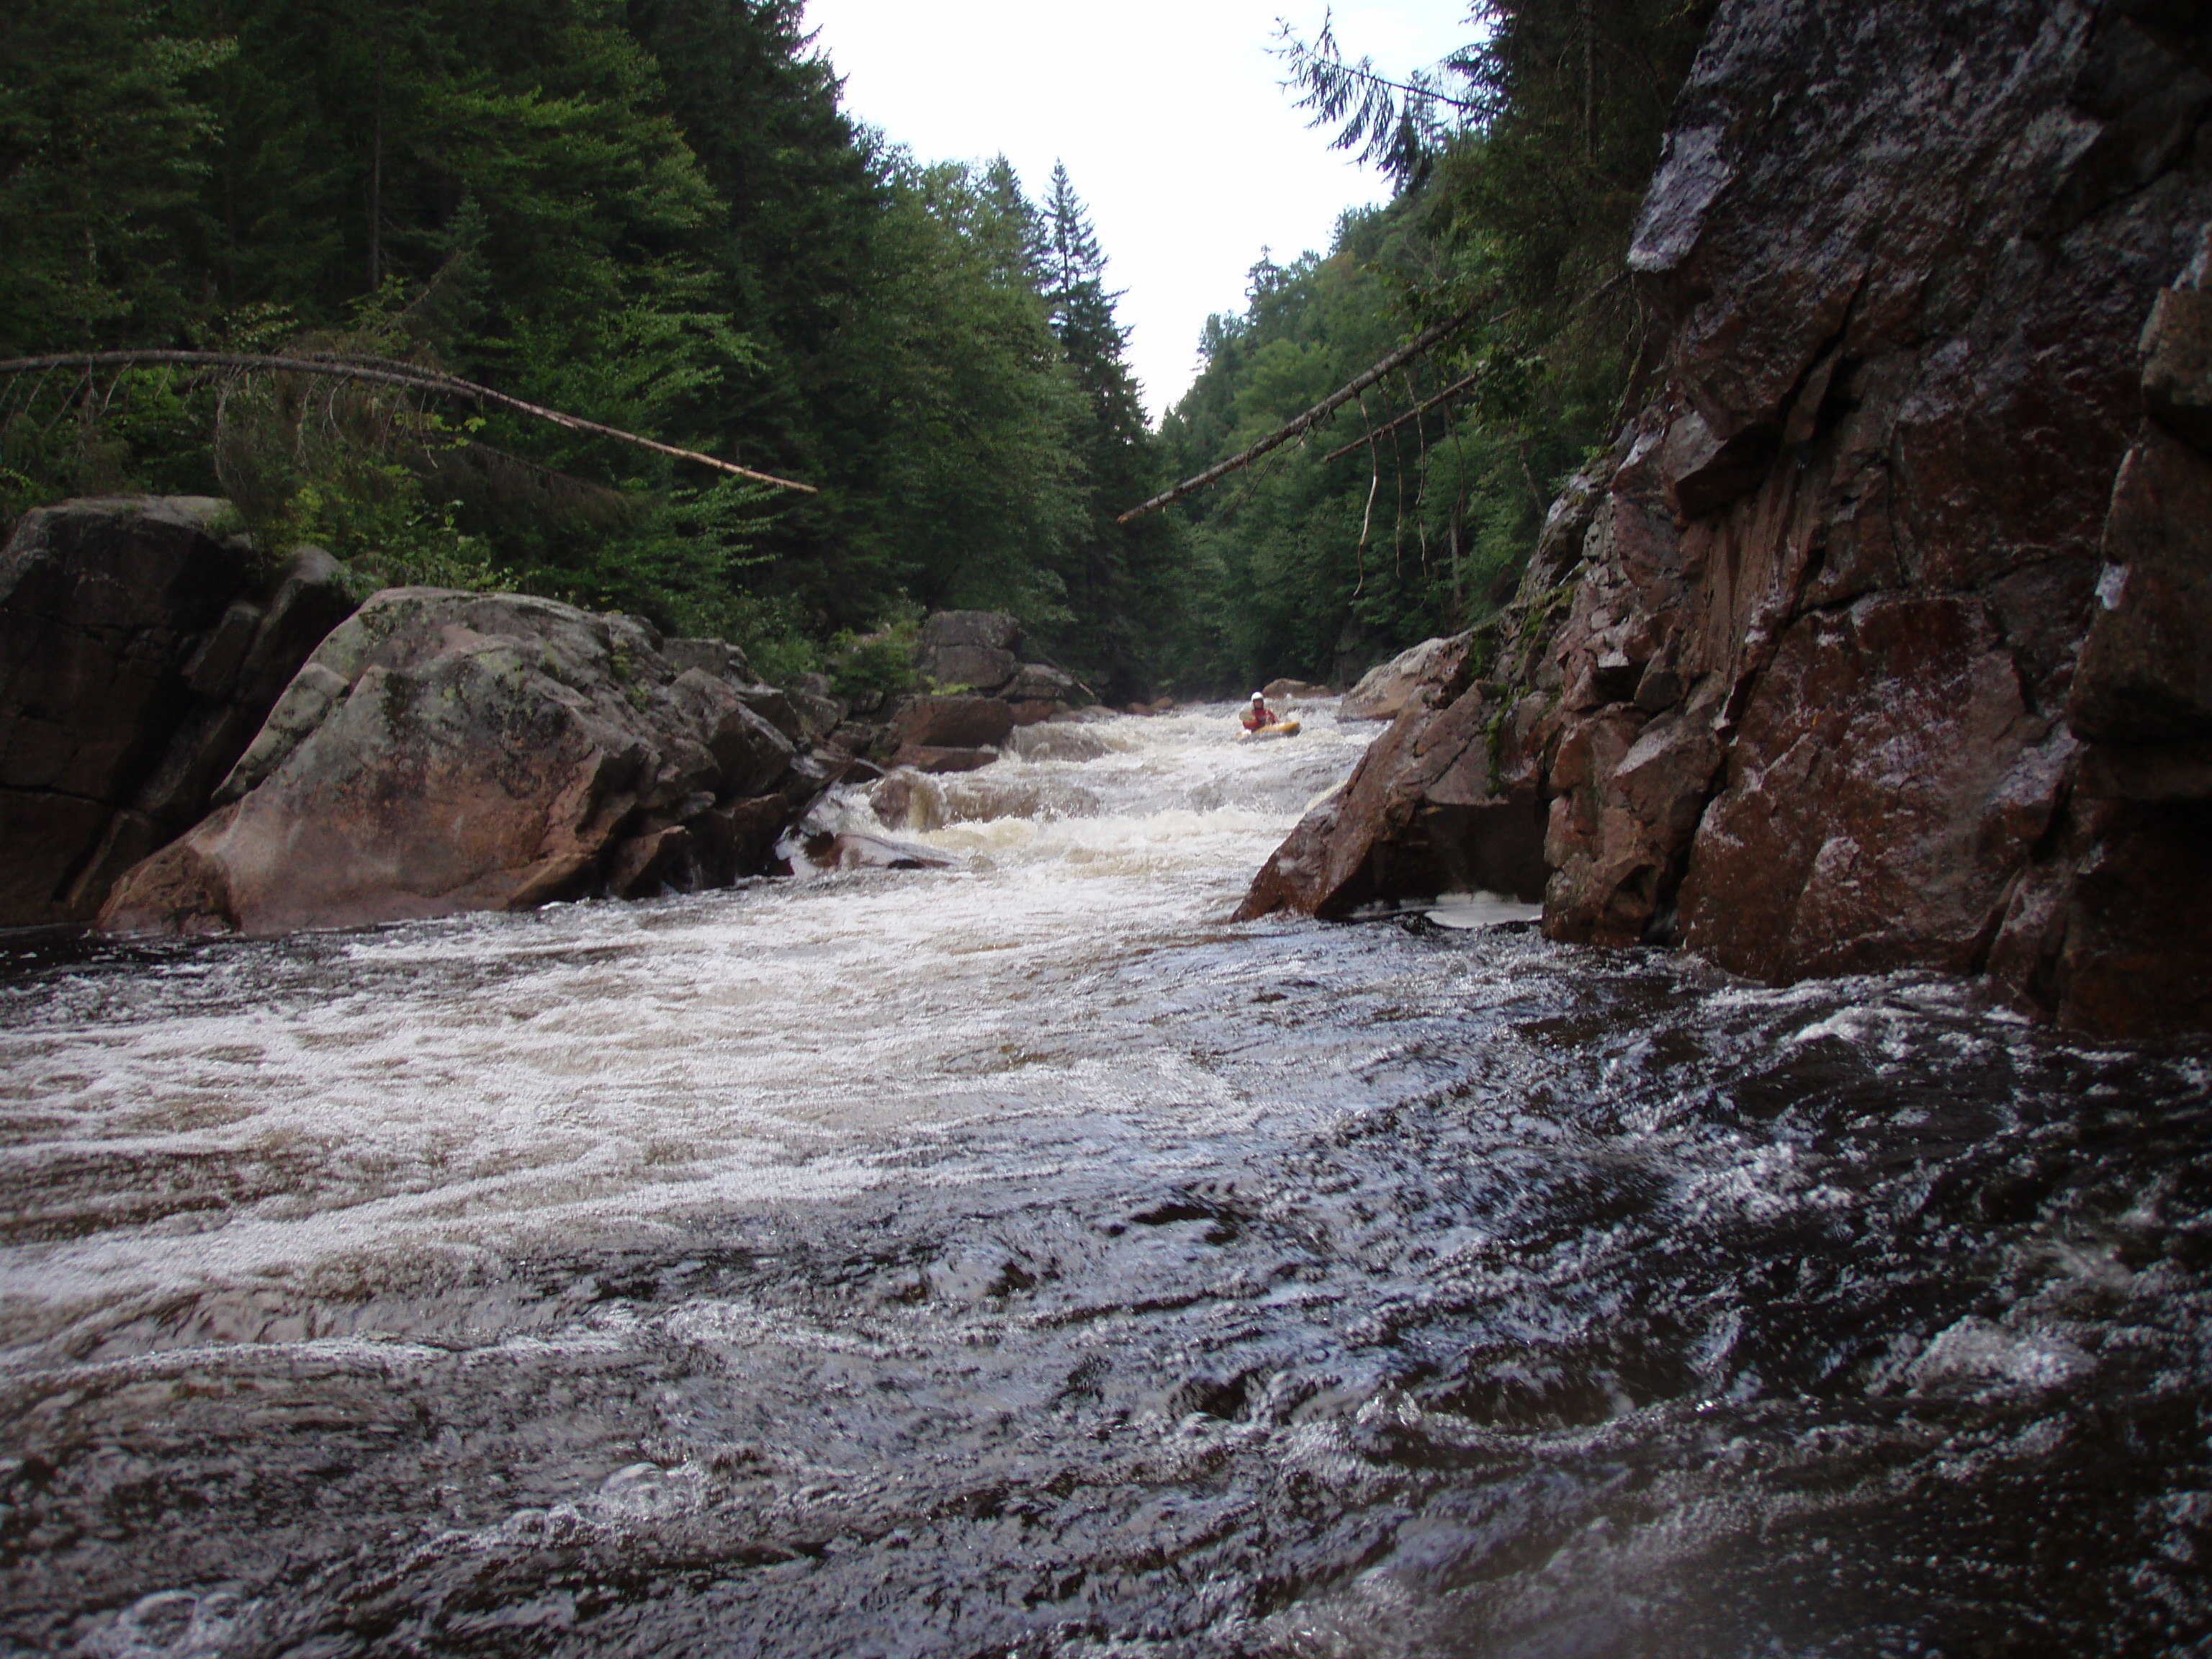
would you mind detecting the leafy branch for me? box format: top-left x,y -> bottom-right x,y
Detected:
1273,9 -> 1483,184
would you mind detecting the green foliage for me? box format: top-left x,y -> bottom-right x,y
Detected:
1030,162 -> 1179,699
0,1 -> 231,355
1165,0 -> 1717,691
711,587 -> 817,686
246,464 -> 511,595
821,155 -> 1087,622
0,0 -> 1193,688
826,616 -> 920,707
1,0 -> 1714,705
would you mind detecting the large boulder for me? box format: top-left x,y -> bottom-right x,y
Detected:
1238,655 -> 1549,922
1338,637 -> 1472,721
925,645 -> 1017,693
1001,662 -> 1082,727
101,588 -> 827,936
919,611 -> 1021,692
0,497 -> 355,926
921,610 -> 1021,654
1241,0 -> 2212,1040
1002,662 -> 1079,703
889,694 -> 1014,754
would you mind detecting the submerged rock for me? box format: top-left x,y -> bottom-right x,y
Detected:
898,745 -> 1000,775
0,497 -> 355,926
1243,0 -> 2212,1040
782,825 -> 958,873
101,588 -> 828,935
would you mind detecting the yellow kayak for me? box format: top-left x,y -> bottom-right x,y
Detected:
1241,718 -> 1302,742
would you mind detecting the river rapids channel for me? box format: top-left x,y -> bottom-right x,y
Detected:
1,701 -> 2208,1657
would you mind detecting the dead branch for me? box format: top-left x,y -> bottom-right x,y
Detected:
1116,302 -> 1490,523
0,349 -> 817,493
1320,367 -> 1483,464
1354,392 -> 1378,597
1404,368 -> 1431,576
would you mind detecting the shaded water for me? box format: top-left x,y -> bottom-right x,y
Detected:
1,703 -> 2208,1657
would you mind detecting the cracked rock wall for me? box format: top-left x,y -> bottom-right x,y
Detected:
0,498 -> 355,927
1241,0 -> 2212,1040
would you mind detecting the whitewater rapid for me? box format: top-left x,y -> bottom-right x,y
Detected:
1,700 -> 2206,1658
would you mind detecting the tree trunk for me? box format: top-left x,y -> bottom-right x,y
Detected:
1118,302 -> 1488,522
368,17 -> 386,292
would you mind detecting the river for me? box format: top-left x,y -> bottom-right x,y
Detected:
1,701 -> 2208,1657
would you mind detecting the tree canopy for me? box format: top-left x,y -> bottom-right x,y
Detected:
2,0 -> 1717,697
0,0 -> 1172,691
1161,0 -> 1717,688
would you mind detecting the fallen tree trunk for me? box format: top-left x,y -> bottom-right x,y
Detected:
0,349 -> 817,493
1116,303 -> 1489,523
1320,368 -> 1484,464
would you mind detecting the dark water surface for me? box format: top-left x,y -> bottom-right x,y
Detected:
1,706 -> 2207,1657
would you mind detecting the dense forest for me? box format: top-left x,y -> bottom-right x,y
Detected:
0,0 -> 1713,697
1165,0 -> 1717,687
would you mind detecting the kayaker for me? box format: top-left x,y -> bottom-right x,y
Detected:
1241,693 -> 1276,732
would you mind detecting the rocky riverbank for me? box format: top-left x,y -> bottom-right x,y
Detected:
0,498 -> 354,929
99,586 -> 837,935
1241,0 -> 2212,1041
809,608 -> 1088,773
0,495 -> 1115,937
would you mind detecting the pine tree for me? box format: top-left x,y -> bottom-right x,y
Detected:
0,0 -> 229,355
1033,161 -> 1170,695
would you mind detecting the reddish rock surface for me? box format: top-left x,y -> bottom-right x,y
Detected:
1240,0 -> 2212,1039
889,694 -> 1015,752
1336,637 -> 1470,722
1237,648 -> 1548,920
0,497 -> 355,926
101,588 -> 828,935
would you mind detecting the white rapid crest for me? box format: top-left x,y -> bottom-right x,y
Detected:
5,698 -> 2206,1659
0,701 -> 1375,1356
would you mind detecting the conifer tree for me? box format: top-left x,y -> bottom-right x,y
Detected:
1035,161 -> 1168,694
0,0 -> 228,355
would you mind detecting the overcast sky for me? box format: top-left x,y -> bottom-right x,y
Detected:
798,2 -> 1473,423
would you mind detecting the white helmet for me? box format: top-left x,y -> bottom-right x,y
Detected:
1251,692 -> 1265,703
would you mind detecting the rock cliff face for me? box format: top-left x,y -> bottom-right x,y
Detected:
1242,0 -> 2212,1040
0,498 -> 355,927
101,588 -> 833,936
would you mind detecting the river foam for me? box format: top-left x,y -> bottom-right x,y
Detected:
3,700 -> 2208,1658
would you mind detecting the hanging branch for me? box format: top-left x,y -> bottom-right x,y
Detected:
1353,392 -> 1379,598
1404,367 -> 1432,577
0,349 -> 817,493
1320,367 -> 1483,464
1388,387 -> 1407,579
1116,302 -> 1489,523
